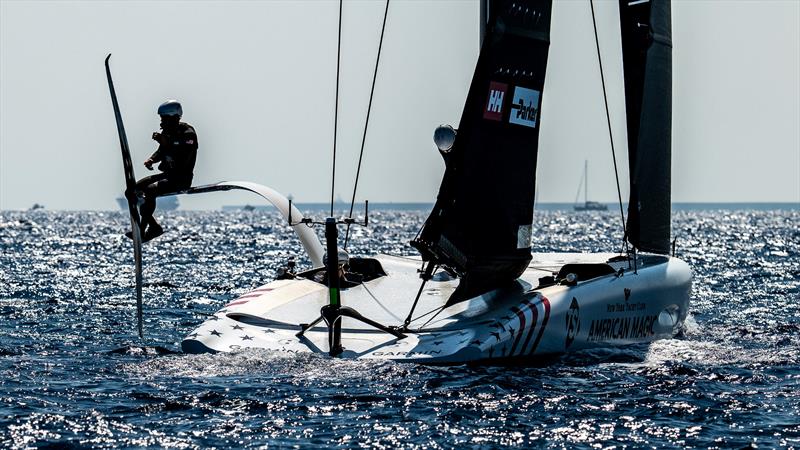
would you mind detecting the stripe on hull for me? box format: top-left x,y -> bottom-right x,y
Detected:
526,295 -> 551,356
517,297 -> 540,356
508,305 -> 527,356
491,294 -> 551,359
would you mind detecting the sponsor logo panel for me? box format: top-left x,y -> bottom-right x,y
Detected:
517,224 -> 532,249
483,81 -> 508,121
509,86 -> 540,128
565,297 -> 580,348
586,315 -> 657,342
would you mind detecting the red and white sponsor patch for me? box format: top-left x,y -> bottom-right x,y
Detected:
483,81 -> 507,121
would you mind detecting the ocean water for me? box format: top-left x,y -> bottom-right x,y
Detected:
1,208 -> 798,448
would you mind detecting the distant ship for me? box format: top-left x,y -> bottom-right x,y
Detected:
574,160 -> 608,211
116,195 -> 179,211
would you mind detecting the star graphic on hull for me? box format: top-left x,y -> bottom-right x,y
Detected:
241,335 -> 253,341
263,329 -> 275,334
231,324 -> 244,330
490,332 -> 501,341
210,330 -> 222,337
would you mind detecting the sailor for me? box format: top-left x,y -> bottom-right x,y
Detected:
127,100 -> 198,241
316,249 -> 361,288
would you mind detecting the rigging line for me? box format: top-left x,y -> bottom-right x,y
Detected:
344,0 -> 391,250
528,265 -> 560,272
401,262 -> 435,329
589,0 -> 629,255
385,254 -> 423,261
360,282 -> 404,322
412,304 -> 445,322
419,304 -> 447,329
403,304 -> 447,332
330,0 -> 343,218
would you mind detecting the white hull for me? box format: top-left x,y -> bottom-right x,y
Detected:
182,252 -> 691,364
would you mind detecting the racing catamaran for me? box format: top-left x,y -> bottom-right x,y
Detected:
108,0 -> 690,363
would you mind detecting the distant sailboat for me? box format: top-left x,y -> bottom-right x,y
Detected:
574,160 -> 608,211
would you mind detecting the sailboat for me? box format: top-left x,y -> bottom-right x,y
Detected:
109,0 -> 690,363
574,160 -> 608,211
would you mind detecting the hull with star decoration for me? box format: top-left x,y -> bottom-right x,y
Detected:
181,253 -> 691,364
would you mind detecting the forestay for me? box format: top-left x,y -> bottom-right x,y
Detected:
412,0 -> 553,304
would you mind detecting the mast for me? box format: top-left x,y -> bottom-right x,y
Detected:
585,159 -> 588,204
412,0 -> 553,304
620,0 -> 673,254
479,0 -> 488,46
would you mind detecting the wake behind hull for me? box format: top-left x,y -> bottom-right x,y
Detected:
182,253 -> 691,364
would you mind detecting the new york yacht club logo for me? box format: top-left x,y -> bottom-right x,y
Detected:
483,81 -> 507,121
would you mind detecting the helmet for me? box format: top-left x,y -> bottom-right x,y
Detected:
157,100 -> 182,117
323,249 -> 350,266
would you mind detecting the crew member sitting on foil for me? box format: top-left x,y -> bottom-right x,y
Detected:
127,100 -> 197,242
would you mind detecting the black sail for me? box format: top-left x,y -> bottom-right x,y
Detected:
620,0 -> 672,254
412,0 -> 552,304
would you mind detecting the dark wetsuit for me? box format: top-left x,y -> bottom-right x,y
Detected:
135,122 -> 198,229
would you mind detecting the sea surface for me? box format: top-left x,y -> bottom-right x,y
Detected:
1,208 -> 798,448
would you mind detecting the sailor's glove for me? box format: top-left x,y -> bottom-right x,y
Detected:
144,158 -> 155,170
151,132 -> 164,144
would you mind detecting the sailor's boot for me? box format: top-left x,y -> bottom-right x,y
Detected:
125,222 -> 148,240
142,221 -> 164,242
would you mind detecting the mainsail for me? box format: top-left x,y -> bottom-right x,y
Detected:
412,0 -> 553,304
620,0 -> 673,254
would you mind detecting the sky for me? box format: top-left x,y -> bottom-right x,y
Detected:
1,0 -> 798,211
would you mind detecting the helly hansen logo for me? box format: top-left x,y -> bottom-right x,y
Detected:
483,81 -> 508,121
509,86 -> 540,128
487,88 -> 504,112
